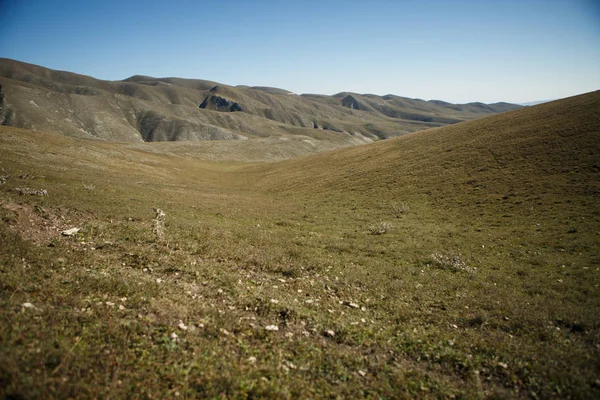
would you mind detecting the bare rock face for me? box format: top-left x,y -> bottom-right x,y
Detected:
341,94 -> 361,110
199,95 -> 243,112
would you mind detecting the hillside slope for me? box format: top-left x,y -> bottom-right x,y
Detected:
255,90 -> 600,205
0,58 -> 520,149
0,92 -> 598,398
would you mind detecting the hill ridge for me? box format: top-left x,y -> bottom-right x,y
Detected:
0,58 -> 521,151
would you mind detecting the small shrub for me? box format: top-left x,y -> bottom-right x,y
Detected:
429,252 -> 475,273
391,201 -> 409,216
153,208 -> 166,241
369,221 -> 392,235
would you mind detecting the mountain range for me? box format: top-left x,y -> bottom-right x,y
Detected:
0,58 -> 520,151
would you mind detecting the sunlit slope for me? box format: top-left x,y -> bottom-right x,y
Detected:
256,91 -> 600,209
0,92 -> 599,398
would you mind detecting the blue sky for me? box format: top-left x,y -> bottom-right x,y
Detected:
1,0 -> 598,103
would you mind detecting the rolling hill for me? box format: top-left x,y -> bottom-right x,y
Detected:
0,91 -> 598,398
0,58 -> 520,154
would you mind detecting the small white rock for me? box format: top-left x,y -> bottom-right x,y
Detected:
61,227 -> 80,236
247,356 -> 257,364
358,370 -> 367,377
170,332 -> 178,340
343,301 -> 359,309
323,329 -> 335,338
22,302 -> 35,309
178,321 -> 188,331
118,305 -> 126,310
265,325 -> 279,331
156,278 -> 162,284
270,299 -> 279,304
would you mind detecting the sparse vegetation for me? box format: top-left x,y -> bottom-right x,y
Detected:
152,207 -> 166,241
369,221 -> 393,235
391,201 -> 409,216
429,252 -> 475,273
0,91 -> 599,398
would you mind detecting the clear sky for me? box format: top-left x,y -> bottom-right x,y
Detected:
1,0 -> 599,103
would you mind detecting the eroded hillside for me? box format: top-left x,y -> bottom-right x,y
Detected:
0,58 -> 520,152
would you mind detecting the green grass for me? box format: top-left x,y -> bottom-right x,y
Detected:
1,92 -> 599,398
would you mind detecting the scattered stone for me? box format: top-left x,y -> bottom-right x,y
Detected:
178,321 -> 188,331
156,278 -> 162,284
61,227 -> 80,236
358,370 -> 367,377
21,302 -> 35,309
323,329 -> 335,338
105,302 -> 115,307
118,304 -> 126,310
15,187 -> 47,196
247,356 -> 257,364
285,361 -> 297,370
170,332 -> 179,341
343,301 -> 359,309
265,325 -> 279,331
270,299 -> 279,304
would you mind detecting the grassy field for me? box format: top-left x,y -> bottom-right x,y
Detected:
1,91 -> 599,398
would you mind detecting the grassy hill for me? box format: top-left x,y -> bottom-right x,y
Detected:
0,92 -> 598,398
0,58 -> 520,157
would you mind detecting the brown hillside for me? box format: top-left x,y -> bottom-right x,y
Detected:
255,91 -> 600,208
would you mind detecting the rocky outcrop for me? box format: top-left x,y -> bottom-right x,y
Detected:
341,95 -> 361,110
199,95 -> 243,112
